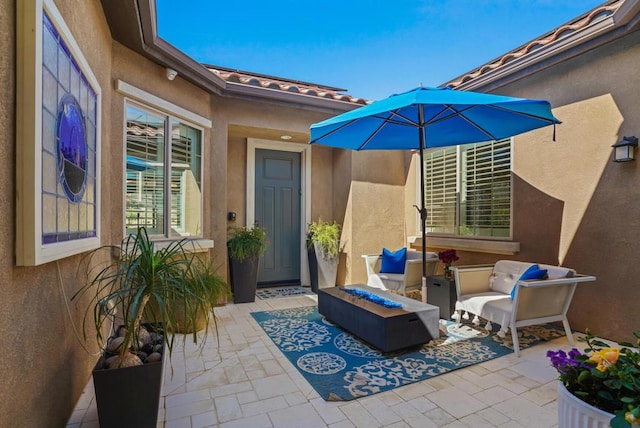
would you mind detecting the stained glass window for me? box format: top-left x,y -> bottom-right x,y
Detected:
41,12 -> 98,244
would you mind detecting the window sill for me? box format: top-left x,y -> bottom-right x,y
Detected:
409,236 -> 520,255
119,238 -> 214,254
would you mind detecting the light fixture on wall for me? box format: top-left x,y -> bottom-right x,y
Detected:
165,67 -> 178,81
280,135 -> 292,140
612,136 -> 638,162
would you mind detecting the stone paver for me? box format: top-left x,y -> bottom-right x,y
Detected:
67,293 -> 576,427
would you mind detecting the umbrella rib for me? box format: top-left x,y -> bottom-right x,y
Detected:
426,103 -> 557,141
444,105 -> 498,140
485,103 -> 559,123
309,118 -> 360,144
358,109 -> 422,149
356,121 -> 388,150
369,110 -> 419,127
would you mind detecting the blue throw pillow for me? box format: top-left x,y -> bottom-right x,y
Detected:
379,247 -> 407,274
511,264 -> 548,299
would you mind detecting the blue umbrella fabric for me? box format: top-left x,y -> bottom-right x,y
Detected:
309,86 -> 559,297
310,86 -> 559,150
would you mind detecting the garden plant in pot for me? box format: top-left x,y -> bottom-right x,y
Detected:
548,329 -> 640,428
227,224 -> 267,303
170,257 -> 231,334
72,227 -> 219,428
307,219 -> 341,292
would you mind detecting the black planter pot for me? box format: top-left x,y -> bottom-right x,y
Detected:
92,324 -> 164,428
92,357 -> 163,428
229,256 -> 259,303
307,243 -> 319,293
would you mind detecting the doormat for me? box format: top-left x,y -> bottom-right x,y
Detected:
255,286 -> 314,300
250,306 -> 564,401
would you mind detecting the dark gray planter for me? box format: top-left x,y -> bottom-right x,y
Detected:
307,242 -> 319,293
92,357 -> 163,428
92,324 -> 164,428
229,256 -> 259,303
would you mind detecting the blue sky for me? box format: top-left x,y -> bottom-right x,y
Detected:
156,0 -> 604,101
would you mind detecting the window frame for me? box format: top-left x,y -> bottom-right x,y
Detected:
124,101 -> 205,240
419,138 -> 516,248
16,0 -> 102,266
116,80 -> 212,243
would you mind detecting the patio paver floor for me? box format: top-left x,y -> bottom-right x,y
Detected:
66,293 -> 570,427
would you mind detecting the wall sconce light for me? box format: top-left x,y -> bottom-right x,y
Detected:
165,68 -> 178,81
612,136 -> 638,162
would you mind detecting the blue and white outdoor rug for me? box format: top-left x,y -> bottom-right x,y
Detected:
251,306 -> 564,401
255,286 -> 314,300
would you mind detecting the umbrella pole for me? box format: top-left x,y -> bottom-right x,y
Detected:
418,110 -> 428,303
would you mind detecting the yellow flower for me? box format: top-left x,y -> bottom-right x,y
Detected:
587,347 -> 620,372
625,411 -> 638,425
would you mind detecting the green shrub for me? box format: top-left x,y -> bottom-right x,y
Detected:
307,219 -> 341,259
227,225 -> 268,261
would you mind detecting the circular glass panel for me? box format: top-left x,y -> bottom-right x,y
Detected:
56,94 -> 88,203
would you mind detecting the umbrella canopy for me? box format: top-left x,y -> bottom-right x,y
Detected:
309,86 -> 560,296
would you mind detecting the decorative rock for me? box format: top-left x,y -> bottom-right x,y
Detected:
105,336 -> 125,354
103,352 -> 142,369
135,351 -> 149,362
146,352 -> 162,363
137,326 -> 152,345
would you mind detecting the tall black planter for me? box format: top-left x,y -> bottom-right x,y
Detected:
92,357 -> 163,428
229,256 -> 259,303
307,243 -> 319,293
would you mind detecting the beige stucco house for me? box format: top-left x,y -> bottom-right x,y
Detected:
1,0 -> 639,425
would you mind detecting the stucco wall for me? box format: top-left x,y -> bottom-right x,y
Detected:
0,0 -> 113,426
472,30 -> 640,342
337,150 -> 411,284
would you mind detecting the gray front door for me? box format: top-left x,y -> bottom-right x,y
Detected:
255,149 -> 301,284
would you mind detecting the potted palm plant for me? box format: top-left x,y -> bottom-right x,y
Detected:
169,257 -> 231,334
72,227 -> 216,427
227,224 -> 267,303
307,219 -> 341,291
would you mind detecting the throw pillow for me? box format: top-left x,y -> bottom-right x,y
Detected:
490,261 -> 536,294
511,265 -> 548,299
380,247 -> 407,274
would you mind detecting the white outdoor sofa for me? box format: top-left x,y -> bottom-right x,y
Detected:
362,250 -> 439,296
452,260 -> 596,356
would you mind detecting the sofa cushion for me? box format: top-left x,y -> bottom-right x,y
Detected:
540,264 -> 575,279
380,247 -> 407,274
489,260 -> 537,295
510,266 -> 548,299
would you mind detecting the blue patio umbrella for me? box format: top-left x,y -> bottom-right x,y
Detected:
309,86 -> 560,296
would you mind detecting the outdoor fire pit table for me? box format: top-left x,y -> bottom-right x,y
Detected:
318,284 -> 440,352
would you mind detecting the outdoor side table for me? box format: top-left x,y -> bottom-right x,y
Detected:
426,275 -> 457,320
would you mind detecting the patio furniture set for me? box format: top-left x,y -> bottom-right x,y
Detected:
319,250 -> 596,355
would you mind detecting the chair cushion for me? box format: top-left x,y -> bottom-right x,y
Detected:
510,265 -> 548,299
539,264 -> 575,279
380,247 -> 407,274
489,260 -> 537,295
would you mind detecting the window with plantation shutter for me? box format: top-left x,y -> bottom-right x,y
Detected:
125,104 -> 203,239
425,147 -> 457,234
423,139 -> 511,238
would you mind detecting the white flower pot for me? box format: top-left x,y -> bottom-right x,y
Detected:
557,382 -> 614,428
313,241 -> 338,289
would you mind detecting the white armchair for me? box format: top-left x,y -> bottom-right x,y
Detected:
362,250 -> 439,296
452,260 -> 596,356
